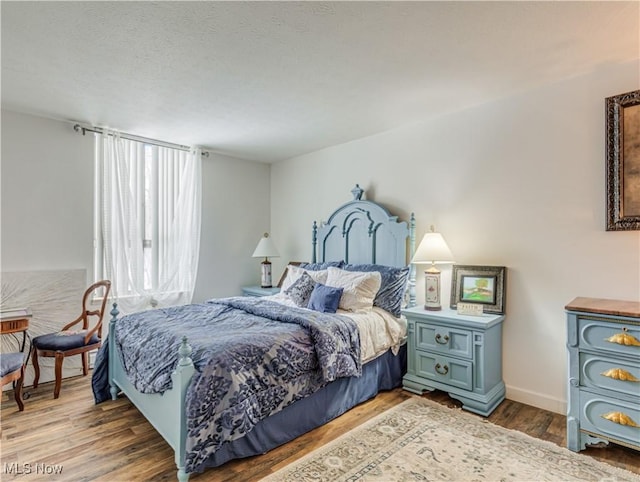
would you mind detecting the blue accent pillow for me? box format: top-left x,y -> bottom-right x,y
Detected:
299,261 -> 344,271
343,264 -> 410,317
284,271 -> 317,307
307,283 -> 344,313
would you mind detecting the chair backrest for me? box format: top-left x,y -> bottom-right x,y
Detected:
81,280 -> 111,344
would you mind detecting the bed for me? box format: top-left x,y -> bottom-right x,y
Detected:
93,185 -> 416,481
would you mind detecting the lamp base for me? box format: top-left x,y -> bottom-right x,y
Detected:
423,266 -> 442,311
260,260 -> 272,288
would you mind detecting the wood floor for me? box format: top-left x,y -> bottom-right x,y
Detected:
1,376 -> 638,481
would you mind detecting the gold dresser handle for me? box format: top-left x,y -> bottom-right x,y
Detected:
601,368 -> 640,382
601,412 -> 640,428
604,328 -> 640,347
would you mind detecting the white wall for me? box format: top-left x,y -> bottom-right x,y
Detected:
1,110 -> 270,309
271,60 -> 640,414
1,110 -> 95,272
1,112 -> 95,384
194,152 -> 271,301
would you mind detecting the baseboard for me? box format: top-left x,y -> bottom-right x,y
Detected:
505,384 -> 566,415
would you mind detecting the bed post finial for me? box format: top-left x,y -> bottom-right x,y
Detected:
110,303 -> 119,323
173,336 -> 195,482
108,302 -> 120,400
408,213 -> 417,308
178,336 -> 193,367
312,221 -> 318,263
351,184 -> 364,200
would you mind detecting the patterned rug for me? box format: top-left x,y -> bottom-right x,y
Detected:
262,397 -> 638,482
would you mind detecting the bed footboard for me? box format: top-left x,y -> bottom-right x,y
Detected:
108,303 -> 195,481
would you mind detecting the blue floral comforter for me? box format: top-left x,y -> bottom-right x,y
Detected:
96,297 -> 361,473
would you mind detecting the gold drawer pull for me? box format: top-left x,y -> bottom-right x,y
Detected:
601,412 -> 640,428
604,330 -> 640,347
601,368 -> 639,382
435,333 -> 450,345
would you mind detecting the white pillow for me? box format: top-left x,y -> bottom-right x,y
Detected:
280,265 -> 328,292
325,267 -> 382,313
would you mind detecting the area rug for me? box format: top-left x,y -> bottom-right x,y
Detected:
261,397 -> 638,482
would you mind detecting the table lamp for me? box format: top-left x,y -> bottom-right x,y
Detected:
252,233 -> 280,288
411,226 -> 454,310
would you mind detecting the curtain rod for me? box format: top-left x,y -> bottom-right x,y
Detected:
73,123 -> 209,157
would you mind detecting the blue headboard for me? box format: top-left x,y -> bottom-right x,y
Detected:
312,184 -> 416,305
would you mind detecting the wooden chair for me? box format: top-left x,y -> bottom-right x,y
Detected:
32,280 -> 111,399
0,352 -> 25,411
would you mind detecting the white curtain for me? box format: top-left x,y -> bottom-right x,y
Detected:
97,131 -> 201,314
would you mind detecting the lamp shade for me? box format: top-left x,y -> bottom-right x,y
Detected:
252,233 -> 280,258
411,230 -> 454,264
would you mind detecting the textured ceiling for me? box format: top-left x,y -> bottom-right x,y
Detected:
2,1 -> 638,162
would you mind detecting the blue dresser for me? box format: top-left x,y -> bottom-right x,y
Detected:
566,297 -> 640,453
402,306 -> 505,416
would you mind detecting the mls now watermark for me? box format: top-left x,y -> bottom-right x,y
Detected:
4,462 -> 64,476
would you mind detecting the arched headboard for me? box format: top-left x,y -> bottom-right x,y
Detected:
311,184 -> 416,306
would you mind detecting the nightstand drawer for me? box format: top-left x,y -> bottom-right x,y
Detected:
578,317 -> 640,359
579,392 -> 640,449
580,353 -> 640,399
415,351 -> 473,391
415,322 -> 472,359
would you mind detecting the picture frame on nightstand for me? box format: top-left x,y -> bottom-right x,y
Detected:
450,265 -> 506,314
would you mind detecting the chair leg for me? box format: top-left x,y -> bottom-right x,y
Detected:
53,352 -> 64,399
32,347 -> 40,388
82,352 -> 88,376
14,366 -> 24,411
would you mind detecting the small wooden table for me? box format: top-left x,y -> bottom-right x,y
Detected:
1,308 -> 32,398
1,308 -> 32,352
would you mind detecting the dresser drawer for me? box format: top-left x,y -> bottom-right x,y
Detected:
578,317 -> 640,359
580,353 -> 640,399
579,392 -> 640,449
415,322 -> 473,359
415,351 -> 473,390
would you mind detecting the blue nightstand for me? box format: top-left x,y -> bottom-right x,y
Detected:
402,306 -> 505,416
242,286 -> 281,297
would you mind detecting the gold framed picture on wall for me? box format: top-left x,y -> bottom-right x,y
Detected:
606,89 -> 640,231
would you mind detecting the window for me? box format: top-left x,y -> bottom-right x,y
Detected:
94,132 -> 201,312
